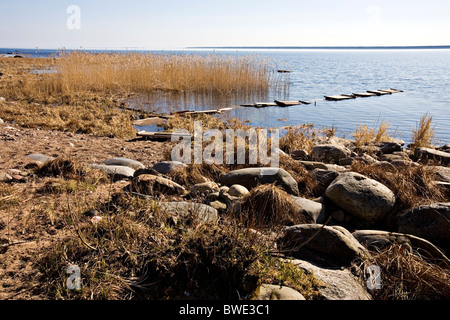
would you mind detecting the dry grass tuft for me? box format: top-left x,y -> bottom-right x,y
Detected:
351,161 -> 446,215
361,243 -> 450,300
166,163 -> 228,187
279,125 -> 317,154
35,158 -> 84,179
352,120 -> 393,149
237,184 -> 313,230
410,113 -> 435,150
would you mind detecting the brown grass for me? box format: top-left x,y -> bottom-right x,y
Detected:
279,125 -> 317,154
352,120 -> 393,149
410,113 -> 435,150
351,161 -> 446,215
361,243 -> 450,300
236,184 -> 313,230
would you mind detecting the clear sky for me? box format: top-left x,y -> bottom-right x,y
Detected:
1,0 -> 450,49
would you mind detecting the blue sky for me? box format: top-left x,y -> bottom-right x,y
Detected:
1,0 -> 449,49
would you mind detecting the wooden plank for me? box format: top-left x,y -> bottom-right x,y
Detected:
255,102 -> 278,107
379,89 -> 403,93
299,100 -> 312,105
274,100 -> 301,107
367,90 -> 392,95
137,131 -> 192,139
133,117 -> 167,126
353,92 -> 377,97
324,95 -> 354,101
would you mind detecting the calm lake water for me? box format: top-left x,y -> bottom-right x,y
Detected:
2,48 -> 449,144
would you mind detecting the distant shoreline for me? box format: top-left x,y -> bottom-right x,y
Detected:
188,45 -> 450,50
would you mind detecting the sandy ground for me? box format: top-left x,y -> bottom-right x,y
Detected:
0,119 -> 174,299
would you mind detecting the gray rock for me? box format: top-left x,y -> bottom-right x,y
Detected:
227,184 -> 249,197
397,203 -> 450,254
25,154 -> 56,163
158,202 -> 219,224
128,174 -> 187,196
298,161 -> 347,172
221,167 -> 299,196
431,166 -> 450,183
289,259 -> 372,300
89,164 -> 135,180
414,147 -> 450,166
290,149 -> 309,161
190,181 -> 219,195
325,172 -> 396,224
103,157 -> 145,170
310,169 -> 339,194
352,230 -> 450,265
209,200 -> 227,211
290,196 -> 327,224
311,144 -> 351,164
253,284 -> 306,300
152,161 -> 187,174
379,152 -> 410,162
280,224 -> 369,266
0,173 -> 13,183
376,141 -> 403,154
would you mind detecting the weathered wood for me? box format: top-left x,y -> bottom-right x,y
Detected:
274,100 -> 301,107
133,117 -> 167,126
324,95 -> 354,101
137,131 -> 192,140
353,92 -> 377,97
299,100 -> 312,105
379,89 -> 403,93
254,102 -> 278,107
367,90 -> 392,95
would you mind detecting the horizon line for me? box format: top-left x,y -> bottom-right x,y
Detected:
188,45 -> 450,50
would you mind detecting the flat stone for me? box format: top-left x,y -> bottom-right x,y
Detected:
209,200 -> 227,211
253,284 -> 306,300
158,202 -> 219,224
414,147 -> 450,166
352,230 -> 450,265
221,167 -> 299,196
89,164 -> 135,180
128,174 -> 187,196
152,161 -> 187,174
103,157 -> 145,170
25,154 -> 56,163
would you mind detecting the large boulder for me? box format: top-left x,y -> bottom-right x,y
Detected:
414,147 -> 450,166
89,164 -> 135,180
310,144 -> 351,164
290,196 -> 327,224
279,224 -> 369,266
397,203 -> 450,254
352,230 -> 450,265
325,172 -> 396,224
252,284 -> 305,300
157,202 -> 219,224
103,157 -> 145,170
128,174 -> 187,196
221,167 -> 299,196
289,259 -> 372,300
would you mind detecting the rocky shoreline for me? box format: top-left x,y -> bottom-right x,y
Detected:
1,117 -> 449,300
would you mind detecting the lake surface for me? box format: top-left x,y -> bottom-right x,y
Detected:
2,48 -> 449,144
